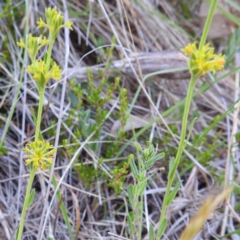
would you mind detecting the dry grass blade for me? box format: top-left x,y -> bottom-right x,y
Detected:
180,185 -> 234,240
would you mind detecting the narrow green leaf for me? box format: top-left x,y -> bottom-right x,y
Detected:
149,223 -> 155,240
167,157 -> 175,180
127,213 -> 136,234
153,152 -> 165,161
27,189 -> 35,208
128,185 -> 134,206
145,152 -> 165,169
15,226 -> 19,239
186,117 -> 198,143
128,211 -> 136,222
130,158 -> 138,178
145,158 -> 155,170
137,180 -> 147,196
157,218 -> 167,238
166,181 -> 182,206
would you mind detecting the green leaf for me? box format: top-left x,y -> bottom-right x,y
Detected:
152,152 -> 165,161
137,180 -> 147,196
145,158 -> 155,170
145,152 -> 165,169
157,218 -> 167,238
128,211 -> 136,222
27,189 -> 36,208
186,117 -> 198,143
127,213 -> 136,234
166,181 -> 182,206
0,144 -> 7,156
168,157 -> 175,180
149,223 -> 155,240
128,185 -> 134,206
15,226 -> 19,239
68,90 -> 79,107
130,158 -> 138,178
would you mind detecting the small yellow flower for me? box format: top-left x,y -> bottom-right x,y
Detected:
181,42 -> 197,56
65,20 -> 73,30
17,38 -> 25,48
181,43 -> 225,77
24,140 -> 55,170
36,18 -> 46,28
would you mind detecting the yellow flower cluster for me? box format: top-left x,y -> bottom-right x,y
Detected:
181,42 -> 225,77
24,140 -> 55,170
27,59 -> 62,86
37,8 -> 73,39
17,8 -> 73,90
17,35 -> 49,62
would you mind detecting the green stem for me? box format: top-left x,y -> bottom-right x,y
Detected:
157,75 -> 198,238
46,35 -> 54,70
17,85 -> 45,240
17,167 -> 36,240
35,87 -> 45,141
199,0 -> 218,50
156,2 -> 219,237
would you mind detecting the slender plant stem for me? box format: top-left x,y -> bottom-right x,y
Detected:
156,1 -> 219,238
46,36 -> 54,70
199,0 -> 218,50
34,87 -> 45,141
17,86 -> 45,239
169,76 -> 197,182
17,167 -> 36,240
157,75 -> 198,238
